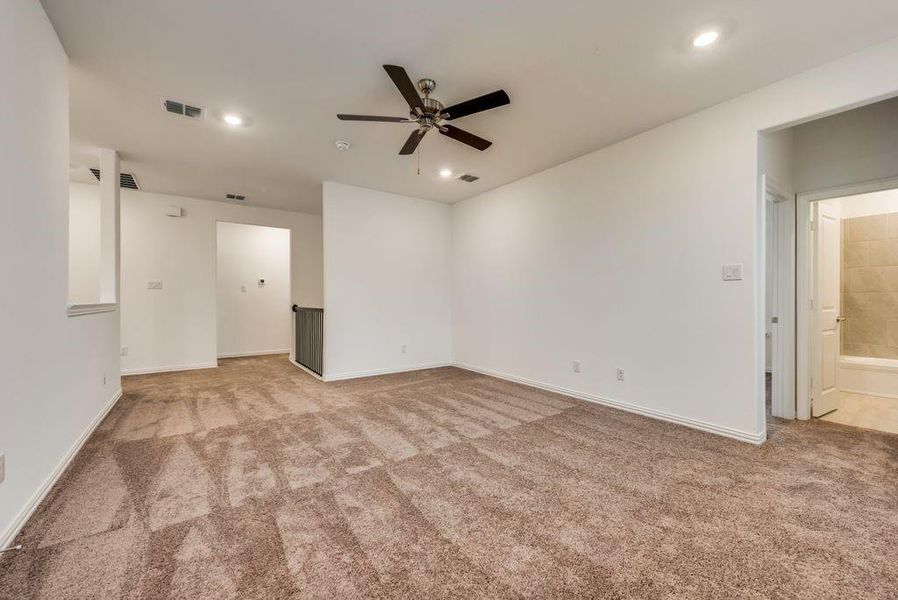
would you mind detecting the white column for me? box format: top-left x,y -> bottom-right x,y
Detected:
98,148 -> 120,303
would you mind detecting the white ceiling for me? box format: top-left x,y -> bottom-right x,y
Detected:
42,0 -> 898,215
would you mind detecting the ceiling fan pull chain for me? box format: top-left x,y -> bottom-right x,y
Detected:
417,143 -> 421,176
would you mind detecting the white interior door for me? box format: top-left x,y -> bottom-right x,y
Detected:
813,203 -> 842,417
766,199 -> 776,374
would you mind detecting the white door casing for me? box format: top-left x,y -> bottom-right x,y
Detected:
812,203 -> 842,417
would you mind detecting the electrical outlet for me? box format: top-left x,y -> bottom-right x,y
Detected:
121,346 -> 128,357
572,360 -> 581,373
147,280 -> 163,290
616,368 -> 625,382
401,344 -> 407,354
0,454 -> 5,484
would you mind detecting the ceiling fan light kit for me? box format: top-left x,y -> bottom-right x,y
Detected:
337,64 -> 510,156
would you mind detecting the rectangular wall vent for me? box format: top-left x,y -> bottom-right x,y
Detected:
458,173 -> 480,182
225,193 -> 246,201
90,168 -> 140,190
163,98 -> 204,119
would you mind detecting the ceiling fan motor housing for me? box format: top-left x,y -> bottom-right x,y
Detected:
412,95 -> 446,130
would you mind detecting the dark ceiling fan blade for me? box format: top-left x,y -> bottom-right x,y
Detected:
337,114 -> 411,122
399,129 -> 426,155
383,65 -> 425,113
439,125 -> 492,151
442,90 -> 510,120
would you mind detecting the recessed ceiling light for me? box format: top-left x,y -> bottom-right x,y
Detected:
439,168 -> 453,178
223,113 -> 243,126
335,140 -> 351,151
692,30 -> 719,48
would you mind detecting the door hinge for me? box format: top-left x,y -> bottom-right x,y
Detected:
810,220 -> 817,231
810,299 -> 814,310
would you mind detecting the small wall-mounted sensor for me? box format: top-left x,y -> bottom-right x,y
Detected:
258,278 -> 265,287
165,205 -> 182,217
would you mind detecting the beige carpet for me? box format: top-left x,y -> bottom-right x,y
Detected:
1,356 -> 896,598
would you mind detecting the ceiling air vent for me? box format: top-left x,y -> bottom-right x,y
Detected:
90,168 -> 140,190
458,173 -> 480,183
162,98 -> 204,119
225,193 -> 246,201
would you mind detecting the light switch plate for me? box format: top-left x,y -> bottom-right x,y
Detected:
147,280 -> 163,290
722,264 -> 743,281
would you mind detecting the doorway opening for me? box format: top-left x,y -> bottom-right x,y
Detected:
798,186 -> 898,434
761,94 -> 898,435
215,221 -> 292,361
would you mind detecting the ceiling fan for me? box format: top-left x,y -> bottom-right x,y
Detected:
337,65 -> 510,155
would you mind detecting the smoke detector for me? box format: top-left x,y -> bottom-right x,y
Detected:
334,140 -> 351,152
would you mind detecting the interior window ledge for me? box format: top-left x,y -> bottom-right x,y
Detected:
67,302 -> 118,317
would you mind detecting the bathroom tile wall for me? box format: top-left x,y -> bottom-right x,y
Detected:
842,212 -> 898,358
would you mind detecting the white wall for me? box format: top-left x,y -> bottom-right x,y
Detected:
819,188 -> 898,219
0,1 -> 120,547
68,183 -> 323,374
452,37 -> 898,443
323,182 -> 452,380
793,95 -> 898,193
67,182 -> 101,304
216,222 -> 292,358
759,128 -> 795,194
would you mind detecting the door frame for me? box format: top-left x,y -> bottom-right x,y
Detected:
764,176 -> 796,419
796,175 -> 898,419
212,220 -> 293,363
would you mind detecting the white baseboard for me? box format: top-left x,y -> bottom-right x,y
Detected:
0,387 -> 123,550
453,363 -> 766,445
217,349 -> 290,359
121,362 -> 218,376
322,361 -> 453,382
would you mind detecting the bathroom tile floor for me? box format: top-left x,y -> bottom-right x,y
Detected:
819,392 -> 898,434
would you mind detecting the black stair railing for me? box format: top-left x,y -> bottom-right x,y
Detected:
292,305 -> 323,376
